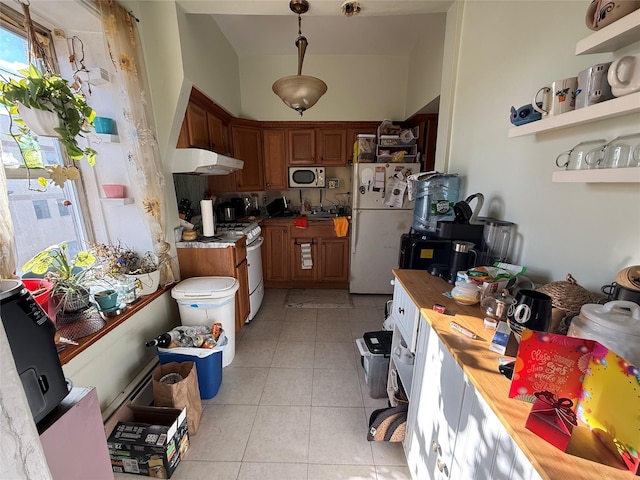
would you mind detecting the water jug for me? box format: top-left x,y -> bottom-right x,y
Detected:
412,174 -> 460,233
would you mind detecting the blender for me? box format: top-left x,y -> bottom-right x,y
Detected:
478,218 -> 514,265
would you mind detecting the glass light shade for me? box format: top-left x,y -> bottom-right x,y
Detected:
272,74 -> 328,115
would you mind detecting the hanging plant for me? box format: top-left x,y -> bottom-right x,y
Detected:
0,64 -> 98,186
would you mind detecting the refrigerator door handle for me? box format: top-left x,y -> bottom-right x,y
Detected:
351,209 -> 359,255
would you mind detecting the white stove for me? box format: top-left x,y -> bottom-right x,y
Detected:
215,222 -> 261,244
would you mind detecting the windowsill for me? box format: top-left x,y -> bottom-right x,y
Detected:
58,287 -> 169,365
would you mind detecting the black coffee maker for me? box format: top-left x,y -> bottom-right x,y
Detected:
1,280 -> 69,424
447,240 -> 478,284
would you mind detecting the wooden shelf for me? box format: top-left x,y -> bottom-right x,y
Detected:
508,92 -> 640,137
100,197 -> 134,205
552,167 -> 640,182
575,9 -> 640,55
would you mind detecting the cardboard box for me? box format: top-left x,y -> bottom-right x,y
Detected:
107,405 -> 189,478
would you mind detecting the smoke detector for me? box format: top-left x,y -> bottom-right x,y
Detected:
341,1 -> 361,17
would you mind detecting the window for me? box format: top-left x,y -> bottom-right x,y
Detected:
1,7 -> 91,274
32,199 -> 51,219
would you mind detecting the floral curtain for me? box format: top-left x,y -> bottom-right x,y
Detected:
97,0 -> 178,287
0,144 -> 17,278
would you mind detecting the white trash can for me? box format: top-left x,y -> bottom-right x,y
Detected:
171,277 -> 239,367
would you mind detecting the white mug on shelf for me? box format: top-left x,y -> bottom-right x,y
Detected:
532,77 -> 578,116
608,53 -> 640,97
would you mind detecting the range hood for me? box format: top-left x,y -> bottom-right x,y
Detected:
172,148 -> 243,175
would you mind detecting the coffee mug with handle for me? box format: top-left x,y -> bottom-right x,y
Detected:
600,133 -> 640,169
532,77 -> 578,116
555,139 -> 606,170
608,53 -> 640,97
507,289 -> 552,338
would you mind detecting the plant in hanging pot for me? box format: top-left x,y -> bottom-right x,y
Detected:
21,242 -> 97,314
0,64 -> 98,188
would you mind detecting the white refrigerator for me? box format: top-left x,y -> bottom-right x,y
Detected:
349,162 -> 419,294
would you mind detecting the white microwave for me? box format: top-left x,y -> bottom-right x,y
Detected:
288,167 -> 326,188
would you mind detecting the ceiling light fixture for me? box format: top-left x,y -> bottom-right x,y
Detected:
272,0 -> 327,116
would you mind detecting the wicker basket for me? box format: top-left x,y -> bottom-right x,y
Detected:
536,274 -> 600,334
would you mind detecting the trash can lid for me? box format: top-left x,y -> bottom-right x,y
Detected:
363,331 -> 392,355
171,276 -> 239,300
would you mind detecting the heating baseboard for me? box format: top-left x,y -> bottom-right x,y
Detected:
101,357 -> 158,423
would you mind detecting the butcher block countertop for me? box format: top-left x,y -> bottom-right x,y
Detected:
392,269 -> 631,480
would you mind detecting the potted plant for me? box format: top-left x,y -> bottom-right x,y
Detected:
128,251 -> 160,296
0,64 -> 98,188
22,242 -> 97,314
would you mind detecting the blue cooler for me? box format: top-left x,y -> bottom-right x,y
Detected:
157,341 -> 226,399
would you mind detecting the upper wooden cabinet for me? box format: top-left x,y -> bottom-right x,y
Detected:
287,127 -> 349,166
263,129 -> 288,191
177,89 -> 232,156
230,124 -> 264,192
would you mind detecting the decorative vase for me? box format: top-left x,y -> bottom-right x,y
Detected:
127,270 -> 160,296
17,102 -> 61,137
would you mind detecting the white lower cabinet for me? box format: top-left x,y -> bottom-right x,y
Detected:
405,316 -> 466,479
450,380 -> 542,480
405,317 -> 541,480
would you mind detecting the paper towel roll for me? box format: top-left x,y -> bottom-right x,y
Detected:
201,199 -> 215,237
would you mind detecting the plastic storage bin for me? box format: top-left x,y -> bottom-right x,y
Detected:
157,346 -> 223,400
171,277 -> 239,367
355,330 -> 393,399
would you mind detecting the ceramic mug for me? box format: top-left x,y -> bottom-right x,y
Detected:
532,77 -> 578,116
608,53 -> 640,97
555,139 -> 606,170
506,289 -> 552,336
94,289 -> 118,311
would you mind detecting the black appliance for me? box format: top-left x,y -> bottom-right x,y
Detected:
0,280 -> 69,424
399,234 -> 453,271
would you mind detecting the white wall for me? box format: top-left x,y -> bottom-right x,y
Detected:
406,13 -> 447,117
445,1 -> 640,291
240,54 -> 410,121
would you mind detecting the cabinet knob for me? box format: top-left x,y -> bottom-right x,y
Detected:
398,307 -> 405,314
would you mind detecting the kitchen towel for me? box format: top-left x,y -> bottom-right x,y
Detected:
300,243 -> 313,269
333,217 -> 349,237
295,216 -> 308,229
200,199 -> 215,237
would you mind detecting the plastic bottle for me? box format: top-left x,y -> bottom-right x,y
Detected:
412,174 -> 460,234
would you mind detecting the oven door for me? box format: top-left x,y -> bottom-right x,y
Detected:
288,167 -> 325,188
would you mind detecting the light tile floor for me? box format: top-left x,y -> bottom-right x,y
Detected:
117,288 -> 410,480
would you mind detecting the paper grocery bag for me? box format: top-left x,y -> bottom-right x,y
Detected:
152,361 -> 202,435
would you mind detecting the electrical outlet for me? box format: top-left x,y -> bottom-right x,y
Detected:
327,178 -> 340,189
262,195 -> 269,205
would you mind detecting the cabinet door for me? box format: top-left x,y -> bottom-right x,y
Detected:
262,225 -> 289,282
207,113 -> 230,155
320,237 -> 349,282
290,239 -> 318,281
263,129 -> 288,190
231,125 -> 264,192
450,380 -> 542,480
406,320 -> 466,480
391,281 -> 420,353
288,129 -> 316,165
185,102 -> 210,149
235,258 -> 250,332
317,128 -> 347,165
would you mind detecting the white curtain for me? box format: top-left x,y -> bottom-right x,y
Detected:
0,143 -> 17,278
98,0 -> 179,287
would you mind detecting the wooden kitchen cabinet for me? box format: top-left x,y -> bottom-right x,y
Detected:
288,128 -> 316,165
290,239 -> 318,281
175,238 -> 250,332
177,89 -> 231,155
287,127 -> 348,166
230,124 -> 264,192
319,237 -> 349,282
262,223 -> 290,283
263,129 -> 288,190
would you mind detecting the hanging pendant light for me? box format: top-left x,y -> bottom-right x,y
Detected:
272,0 -> 327,116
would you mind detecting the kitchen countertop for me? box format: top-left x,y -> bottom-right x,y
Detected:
393,269 -> 631,480
176,235 -> 243,248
